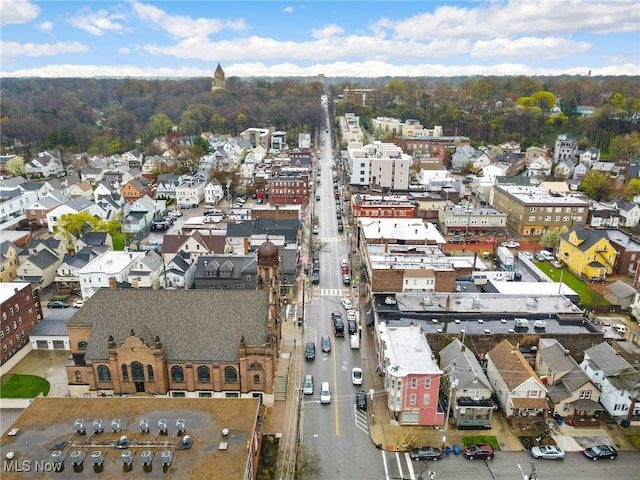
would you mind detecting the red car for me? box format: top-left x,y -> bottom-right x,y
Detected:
485,237 -> 497,244
341,266 -> 349,275
463,444 -> 495,460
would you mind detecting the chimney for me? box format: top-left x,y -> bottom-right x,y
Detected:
109,276 -> 117,289
244,237 -> 249,255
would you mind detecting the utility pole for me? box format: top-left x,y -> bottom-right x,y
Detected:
441,361 -> 457,450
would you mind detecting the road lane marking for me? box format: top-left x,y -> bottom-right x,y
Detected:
395,451 -> 404,480
333,335 -> 339,437
381,450 -> 390,480
404,452 -> 416,479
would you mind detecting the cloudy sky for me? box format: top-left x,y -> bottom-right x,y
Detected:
1,0 -> 639,78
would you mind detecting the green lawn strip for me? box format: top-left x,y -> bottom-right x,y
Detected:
460,435 -> 500,450
627,435 -> 640,449
0,374 -> 50,398
533,262 -> 610,306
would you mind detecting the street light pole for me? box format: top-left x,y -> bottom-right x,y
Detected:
441,361 -> 457,450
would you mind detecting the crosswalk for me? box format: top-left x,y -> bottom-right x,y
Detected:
319,236 -> 344,243
381,451 -> 419,480
354,406 -> 368,435
318,288 -> 349,297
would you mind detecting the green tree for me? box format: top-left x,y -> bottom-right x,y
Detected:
6,156 -> 25,176
56,212 -> 122,244
623,178 -> 640,201
530,91 -> 556,111
609,132 -> 640,162
578,170 -> 614,201
148,113 -> 174,136
540,225 -> 567,249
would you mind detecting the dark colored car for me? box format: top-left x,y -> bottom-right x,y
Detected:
47,300 -> 69,308
467,236 -> 480,243
337,221 -> 344,232
312,260 -> 320,272
582,444 -> 617,460
355,390 -> 367,410
348,320 -> 357,335
463,444 -> 495,460
304,341 -> 315,360
342,273 -> 351,285
321,336 -> 331,353
312,250 -> 319,262
448,236 -> 463,244
333,316 -> 345,336
409,446 -> 443,461
311,271 -> 320,284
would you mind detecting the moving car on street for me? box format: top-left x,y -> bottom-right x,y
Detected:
305,341 -> 316,360
320,382 -> 331,404
321,336 -> 331,353
351,367 -> 362,385
409,446 -> 443,461
303,375 -> 314,395
530,445 -> 564,460
72,299 -> 84,308
341,298 -> 353,310
47,300 -> 69,308
582,444 -> 617,460
463,444 -> 495,460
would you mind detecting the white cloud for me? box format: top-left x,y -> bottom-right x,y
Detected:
118,47 -> 131,55
0,0 -> 40,26
375,0 -> 639,40
311,24 -> 344,40
5,60 -> 637,79
0,41 -> 90,60
37,20 -> 53,32
131,1 -> 246,40
68,7 -> 128,36
471,36 -> 592,59
283,6 -> 294,13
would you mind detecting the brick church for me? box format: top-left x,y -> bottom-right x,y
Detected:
66,241 -> 283,406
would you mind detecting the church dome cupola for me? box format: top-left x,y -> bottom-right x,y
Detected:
257,241 -> 279,267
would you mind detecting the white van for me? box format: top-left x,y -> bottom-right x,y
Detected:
303,375 -> 314,395
320,382 -> 331,404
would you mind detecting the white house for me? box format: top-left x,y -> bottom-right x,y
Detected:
24,151 -> 65,178
78,251 -> 146,299
528,156 -> 552,177
205,179 -> 224,205
46,197 -> 104,233
580,342 -> 640,425
176,178 -> 206,208
164,252 -> 196,289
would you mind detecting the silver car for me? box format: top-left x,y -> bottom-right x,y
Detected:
530,445 -> 564,460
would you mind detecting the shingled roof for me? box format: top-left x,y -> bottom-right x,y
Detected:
488,339 -> 545,390
68,289 -> 270,363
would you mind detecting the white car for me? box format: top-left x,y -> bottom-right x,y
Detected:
341,298 -> 353,310
520,251 -> 533,260
550,260 -> 563,268
351,368 -> 363,385
501,241 -> 520,248
320,382 -> 331,404
346,310 -> 356,322
73,299 -> 84,308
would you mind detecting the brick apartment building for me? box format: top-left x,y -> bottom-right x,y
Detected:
1,282 -> 42,365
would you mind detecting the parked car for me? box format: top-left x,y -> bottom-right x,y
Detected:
320,381 -> 331,404
582,444 -> 617,460
47,300 -> 69,308
340,258 -> 348,268
463,444 -> 495,460
305,341 -> 316,360
311,271 -> 320,284
467,236 -> 480,243
550,260 -> 563,268
348,320 -> 357,335
341,266 -> 349,275
351,367 -> 362,385
501,241 -> 520,248
303,374 -> 314,395
534,250 -> 553,261
530,445 -> 564,460
485,237 -> 497,244
346,309 -> 356,322
72,299 -> 84,308
449,236 -> 463,244
355,389 -> 367,410
341,298 -> 353,310
312,225 -> 319,235
342,274 -> 351,285
321,336 -> 331,353
409,446 -> 443,461
520,251 -> 533,260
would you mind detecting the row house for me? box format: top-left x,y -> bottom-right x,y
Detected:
557,227 -> 617,281
437,205 -> 507,237
126,250 -> 163,289
439,338 -> 495,429
161,231 -> 226,265
372,117 -> 402,135
24,151 -> 64,178
535,339 -> 603,426
0,283 -> 42,365
120,177 -> 153,204
395,135 -> 469,160
164,252 -> 197,289
155,173 -> 182,200
601,199 -> 640,228
339,113 -> 364,144
347,141 -> 411,191
77,250 -> 148,299
525,146 -> 551,168
490,185 -> 589,237
16,237 -> 67,290
176,177 -> 206,208
56,232 -> 112,293
205,179 -> 224,205
194,255 -> 259,290
377,323 -> 444,426
46,197 -> 104,233
580,342 -> 640,426
266,173 -> 310,206
486,339 -> 548,426
0,187 -> 38,224
0,241 -> 20,283
25,190 -> 69,227
80,167 -> 103,185
601,229 -> 640,277
589,202 -> 623,229
351,194 -> 416,219
121,195 -> 165,236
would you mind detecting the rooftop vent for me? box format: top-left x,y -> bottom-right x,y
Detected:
111,419 -> 121,432
92,419 -> 103,434
139,418 -> 149,433
51,451 -> 63,466
222,428 -> 229,436
121,451 -> 133,466
176,419 -> 186,435
91,451 -> 104,466
70,451 -> 84,467
140,451 -> 154,466
158,419 -> 168,435
161,451 -> 173,467
75,419 -> 86,435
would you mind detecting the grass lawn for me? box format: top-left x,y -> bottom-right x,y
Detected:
461,435 -> 500,450
0,374 -> 50,398
112,233 -> 126,251
533,262 -> 611,306
627,435 -> 640,449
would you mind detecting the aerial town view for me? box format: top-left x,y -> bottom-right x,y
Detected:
1,1 -> 639,479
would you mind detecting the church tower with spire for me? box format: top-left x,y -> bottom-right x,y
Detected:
211,63 -> 226,92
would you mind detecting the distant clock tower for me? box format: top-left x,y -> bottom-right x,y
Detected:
211,63 -> 226,91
